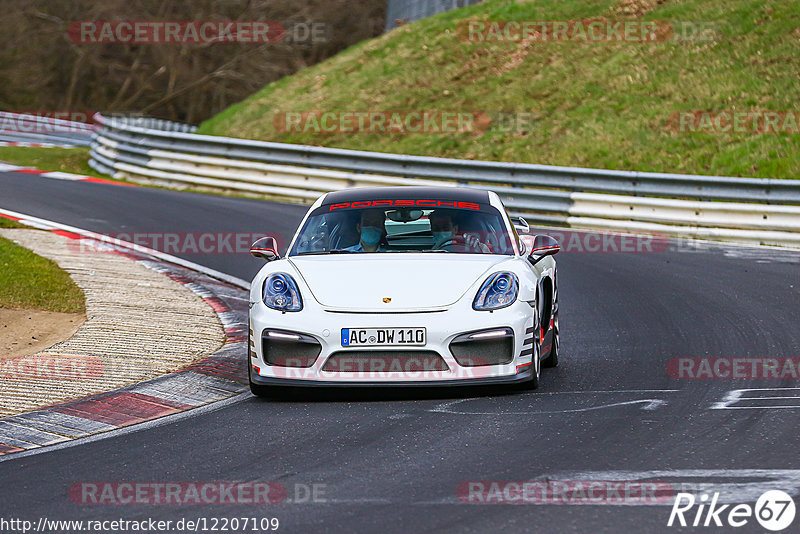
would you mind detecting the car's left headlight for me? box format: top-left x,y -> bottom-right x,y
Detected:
263,273 -> 303,312
473,272 -> 519,311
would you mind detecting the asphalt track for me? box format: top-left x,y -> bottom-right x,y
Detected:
1,170 -> 799,533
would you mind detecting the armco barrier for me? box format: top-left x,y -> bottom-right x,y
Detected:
87,113 -> 800,248
0,112 -> 95,147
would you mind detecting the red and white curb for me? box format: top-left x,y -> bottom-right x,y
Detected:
0,210 -> 251,456
0,141 -> 76,148
0,162 -> 135,186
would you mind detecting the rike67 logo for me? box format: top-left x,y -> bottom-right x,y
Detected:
668,490 -> 796,531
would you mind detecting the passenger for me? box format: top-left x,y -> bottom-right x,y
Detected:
345,209 -> 388,252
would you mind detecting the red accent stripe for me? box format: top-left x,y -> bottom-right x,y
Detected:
0,214 -> 22,222
15,168 -> 47,174
82,177 -> 137,187
52,230 -> 82,240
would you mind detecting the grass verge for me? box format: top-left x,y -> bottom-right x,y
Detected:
0,218 -> 26,229
0,233 -> 85,313
0,146 -> 98,176
198,0 -> 800,179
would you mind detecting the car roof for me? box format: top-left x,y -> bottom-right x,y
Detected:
321,186 -> 491,206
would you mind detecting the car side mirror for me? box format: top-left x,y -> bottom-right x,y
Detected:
528,235 -> 560,265
510,216 -> 530,234
251,236 -> 280,262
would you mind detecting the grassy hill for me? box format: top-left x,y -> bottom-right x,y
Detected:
197,0 -> 800,179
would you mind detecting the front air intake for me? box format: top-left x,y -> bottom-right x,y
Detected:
261,330 -> 321,368
449,328 -> 514,366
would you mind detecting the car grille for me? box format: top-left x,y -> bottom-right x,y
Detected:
322,351 -> 449,372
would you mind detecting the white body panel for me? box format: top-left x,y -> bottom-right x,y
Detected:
249,189 -> 558,386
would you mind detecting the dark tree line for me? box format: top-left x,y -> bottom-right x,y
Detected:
0,0 -> 386,123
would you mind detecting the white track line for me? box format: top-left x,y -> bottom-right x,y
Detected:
0,207 -> 250,289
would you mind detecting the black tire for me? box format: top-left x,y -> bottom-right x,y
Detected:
542,294 -> 559,368
524,334 -> 541,390
248,346 -> 273,398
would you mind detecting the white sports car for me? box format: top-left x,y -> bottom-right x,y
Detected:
248,186 -> 559,394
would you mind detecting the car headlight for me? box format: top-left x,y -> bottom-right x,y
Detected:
473,272 -> 518,311
263,273 -> 303,312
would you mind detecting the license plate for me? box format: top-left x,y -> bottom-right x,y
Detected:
341,328 -> 426,347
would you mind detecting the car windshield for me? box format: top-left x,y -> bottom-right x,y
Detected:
289,202 -> 515,256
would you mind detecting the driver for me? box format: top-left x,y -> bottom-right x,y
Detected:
429,210 -> 489,252
345,209 -> 387,252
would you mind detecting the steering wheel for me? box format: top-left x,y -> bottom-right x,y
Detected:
434,237 -> 456,249
435,233 -> 492,253
433,233 -> 465,250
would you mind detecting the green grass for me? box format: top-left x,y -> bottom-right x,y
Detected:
0,146 -> 98,177
198,0 -> 800,179
0,235 -> 86,313
0,218 -> 26,229
0,152 -> 89,314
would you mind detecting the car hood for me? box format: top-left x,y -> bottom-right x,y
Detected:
289,254 -> 510,311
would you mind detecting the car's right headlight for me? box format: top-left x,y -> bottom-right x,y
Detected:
263,273 -> 303,312
473,272 -> 518,311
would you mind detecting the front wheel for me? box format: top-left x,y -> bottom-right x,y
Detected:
524,333 -> 541,390
542,298 -> 559,368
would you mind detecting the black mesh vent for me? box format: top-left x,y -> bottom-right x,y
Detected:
450,336 -> 514,366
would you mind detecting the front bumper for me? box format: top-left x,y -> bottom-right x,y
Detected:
249,365 -> 534,388
249,297 -> 536,385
